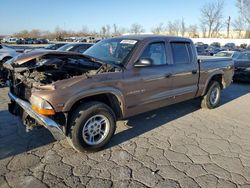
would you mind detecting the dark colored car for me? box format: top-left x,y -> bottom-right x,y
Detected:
210,42 -> 221,48
57,43 -> 93,53
196,45 -> 210,56
4,35 -> 234,152
233,51 -> 250,82
24,38 -> 34,44
223,43 -> 236,50
44,43 -> 67,50
16,39 -> 25,44
38,39 -> 49,44
205,46 -> 222,56
195,42 -> 208,49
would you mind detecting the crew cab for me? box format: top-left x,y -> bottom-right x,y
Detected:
4,35 -> 234,152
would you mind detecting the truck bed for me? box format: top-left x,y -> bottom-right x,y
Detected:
198,56 -> 232,63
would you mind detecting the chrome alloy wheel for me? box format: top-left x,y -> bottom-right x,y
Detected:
82,115 -> 110,145
210,86 -> 220,105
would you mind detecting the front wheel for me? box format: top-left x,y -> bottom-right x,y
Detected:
201,81 -> 221,109
67,101 -> 116,152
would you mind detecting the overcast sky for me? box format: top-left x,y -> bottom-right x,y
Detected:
0,0 -> 239,35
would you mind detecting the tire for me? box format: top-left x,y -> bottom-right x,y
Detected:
67,101 -> 116,152
201,81 -> 221,109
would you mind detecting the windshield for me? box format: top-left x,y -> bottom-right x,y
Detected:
57,43 -> 76,51
214,52 -> 233,57
236,52 -> 250,60
83,38 -> 138,64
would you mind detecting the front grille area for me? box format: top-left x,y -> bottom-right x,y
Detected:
9,74 -> 31,101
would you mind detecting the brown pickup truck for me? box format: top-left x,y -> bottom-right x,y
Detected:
4,35 -> 234,152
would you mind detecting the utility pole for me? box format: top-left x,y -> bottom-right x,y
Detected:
226,16 -> 231,38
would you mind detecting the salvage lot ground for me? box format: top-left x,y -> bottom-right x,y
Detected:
1,83 -> 250,188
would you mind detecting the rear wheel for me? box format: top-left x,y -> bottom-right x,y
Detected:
67,101 -> 116,152
201,81 -> 221,109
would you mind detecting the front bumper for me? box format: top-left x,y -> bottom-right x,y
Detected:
8,91 -> 65,140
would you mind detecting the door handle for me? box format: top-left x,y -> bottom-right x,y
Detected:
192,70 -> 197,74
165,73 -> 172,78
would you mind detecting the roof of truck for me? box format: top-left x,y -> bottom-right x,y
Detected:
115,34 -> 192,42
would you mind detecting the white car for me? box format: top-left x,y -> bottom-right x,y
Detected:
0,44 -> 20,63
2,37 -> 18,44
214,51 -> 241,60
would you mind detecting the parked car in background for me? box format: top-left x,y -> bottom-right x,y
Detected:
233,51 -> 250,82
210,42 -> 221,48
0,44 -> 20,63
205,46 -> 222,56
57,43 -> 93,53
44,43 -> 67,50
38,38 -> 49,44
16,38 -> 26,44
195,42 -> 208,49
0,44 -> 21,86
24,38 -> 34,44
214,51 -> 241,60
2,37 -> 18,44
196,45 -> 209,56
4,35 -> 234,152
223,43 -> 236,51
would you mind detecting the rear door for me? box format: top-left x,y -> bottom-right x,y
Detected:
170,42 -> 199,101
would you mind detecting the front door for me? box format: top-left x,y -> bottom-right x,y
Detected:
123,42 -> 173,117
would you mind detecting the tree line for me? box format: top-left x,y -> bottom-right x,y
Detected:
12,0 -> 250,40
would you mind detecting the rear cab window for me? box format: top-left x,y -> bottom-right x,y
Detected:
171,42 -> 194,64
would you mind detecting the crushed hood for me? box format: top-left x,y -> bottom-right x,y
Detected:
10,50 -> 88,65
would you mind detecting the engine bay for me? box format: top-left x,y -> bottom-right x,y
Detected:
9,55 -> 113,88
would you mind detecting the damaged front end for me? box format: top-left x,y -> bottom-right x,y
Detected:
4,51 -> 119,139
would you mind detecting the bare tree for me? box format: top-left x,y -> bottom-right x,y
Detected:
180,18 -> 186,37
226,16 -> 231,38
232,16 -> 245,38
101,26 -> 107,37
167,20 -> 180,35
106,24 -> 111,36
113,24 -> 118,36
80,25 -> 89,36
130,23 -> 145,34
236,0 -> 250,25
200,0 -> 224,38
118,27 -> 128,35
151,23 -> 164,34
13,30 -> 29,38
188,24 -> 199,38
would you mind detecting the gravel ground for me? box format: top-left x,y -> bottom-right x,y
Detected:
1,83 -> 250,188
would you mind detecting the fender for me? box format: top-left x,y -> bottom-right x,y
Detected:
62,86 -> 126,116
201,70 -> 224,96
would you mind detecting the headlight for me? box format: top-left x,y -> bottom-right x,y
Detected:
30,95 -> 55,116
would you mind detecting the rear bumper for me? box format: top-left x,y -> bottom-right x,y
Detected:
8,91 -> 65,140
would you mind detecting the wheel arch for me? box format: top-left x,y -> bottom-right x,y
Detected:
202,72 -> 224,96
64,89 -> 125,135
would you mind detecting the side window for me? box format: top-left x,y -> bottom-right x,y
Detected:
171,42 -> 192,64
238,53 -> 250,60
76,45 -> 90,53
140,42 -> 167,65
0,45 -> 2,49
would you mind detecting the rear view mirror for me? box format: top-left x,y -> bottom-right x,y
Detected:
134,58 -> 153,67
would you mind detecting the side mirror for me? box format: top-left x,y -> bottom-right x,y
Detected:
134,58 -> 153,67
